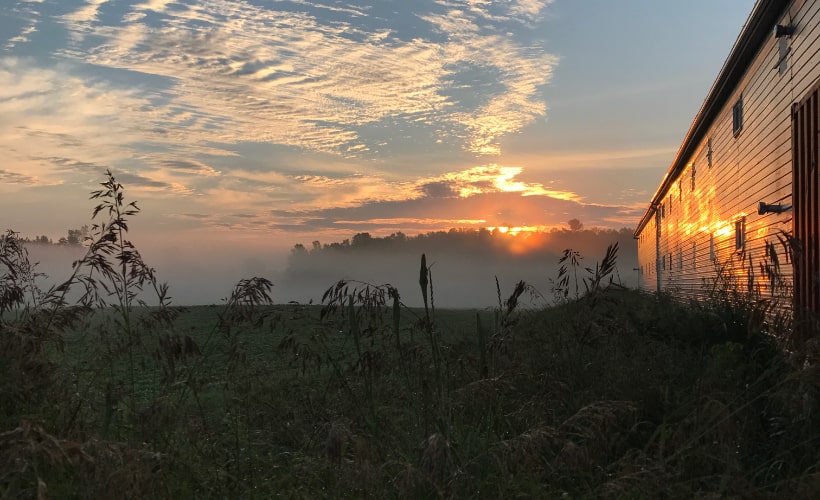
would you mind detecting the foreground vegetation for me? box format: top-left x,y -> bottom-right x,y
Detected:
2,172 -> 819,498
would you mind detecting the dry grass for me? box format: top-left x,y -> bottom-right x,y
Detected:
1,172 -> 818,498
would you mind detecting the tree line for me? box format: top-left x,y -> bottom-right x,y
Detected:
289,223 -> 636,262
21,226 -> 89,247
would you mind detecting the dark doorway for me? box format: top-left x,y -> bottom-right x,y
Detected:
792,84 -> 820,319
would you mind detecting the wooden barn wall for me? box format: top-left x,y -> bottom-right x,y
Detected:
637,0 -> 820,309
637,210 -> 658,290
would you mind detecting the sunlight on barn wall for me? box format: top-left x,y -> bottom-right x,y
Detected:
636,0 -> 820,313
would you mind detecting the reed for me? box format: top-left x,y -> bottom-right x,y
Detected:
0,172 -> 817,498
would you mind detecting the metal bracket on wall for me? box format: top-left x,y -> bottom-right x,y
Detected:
758,202 -> 792,215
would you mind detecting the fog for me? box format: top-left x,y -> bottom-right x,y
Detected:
18,239 -> 288,307
17,229 -> 638,309
275,229 -> 639,308
23,244 -> 87,292
276,249 -> 639,309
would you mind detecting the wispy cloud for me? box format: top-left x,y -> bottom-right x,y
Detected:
0,169 -> 44,187
2,0 -> 577,241
51,0 -> 555,158
63,0 -> 110,24
4,0 -> 47,49
0,57 -> 236,191
154,159 -> 222,177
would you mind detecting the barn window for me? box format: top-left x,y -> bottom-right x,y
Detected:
735,217 -> 746,253
709,234 -> 715,261
691,163 -> 696,191
707,138 -> 713,168
732,95 -> 744,136
692,242 -> 697,269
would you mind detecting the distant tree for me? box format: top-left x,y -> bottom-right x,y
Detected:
568,219 -> 584,231
292,243 -> 307,255
388,231 -> 407,243
64,225 -> 89,246
67,230 -> 81,246
312,240 -> 321,251
352,232 -> 372,247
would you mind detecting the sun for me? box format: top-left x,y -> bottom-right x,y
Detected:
484,225 -> 551,254
488,225 -> 538,236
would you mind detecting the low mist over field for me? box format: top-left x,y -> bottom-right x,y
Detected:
19,226 -> 636,308
278,228 -> 637,308
17,235 -> 288,307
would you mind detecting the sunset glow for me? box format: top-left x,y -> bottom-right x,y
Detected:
486,225 -> 546,236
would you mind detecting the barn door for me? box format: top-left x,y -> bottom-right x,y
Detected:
792,85 -> 820,319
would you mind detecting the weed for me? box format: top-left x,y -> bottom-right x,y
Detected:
1,173 -> 817,498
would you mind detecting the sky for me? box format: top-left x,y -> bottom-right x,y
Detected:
1,0 -> 756,303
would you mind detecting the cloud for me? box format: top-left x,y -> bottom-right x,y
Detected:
156,159 -> 222,177
30,155 -> 182,192
77,160 -> 587,236
2,1 -> 582,242
115,171 -> 176,189
0,169 -> 41,186
63,0 -> 116,24
4,0 -> 47,49
163,163 -> 634,236
0,57 -> 238,193
178,163 -> 578,219
420,181 -> 459,198
50,0 -> 556,158
259,189 -> 638,236
430,164 -> 580,201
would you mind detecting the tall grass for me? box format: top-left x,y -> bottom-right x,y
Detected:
1,172 -> 818,498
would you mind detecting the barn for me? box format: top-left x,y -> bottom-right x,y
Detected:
634,0 -> 820,324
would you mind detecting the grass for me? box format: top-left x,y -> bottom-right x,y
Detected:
1,171 -> 819,498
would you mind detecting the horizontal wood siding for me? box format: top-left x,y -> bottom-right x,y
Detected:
637,211 -> 658,290
636,0 -> 820,312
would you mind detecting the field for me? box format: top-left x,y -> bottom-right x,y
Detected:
2,174 -> 819,498
3,277 -> 820,498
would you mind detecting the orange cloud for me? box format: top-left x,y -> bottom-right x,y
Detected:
434,164 -> 581,202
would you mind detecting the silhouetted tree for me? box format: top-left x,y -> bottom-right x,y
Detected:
352,232 -> 372,247
62,225 -> 89,246
387,232 -> 407,243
